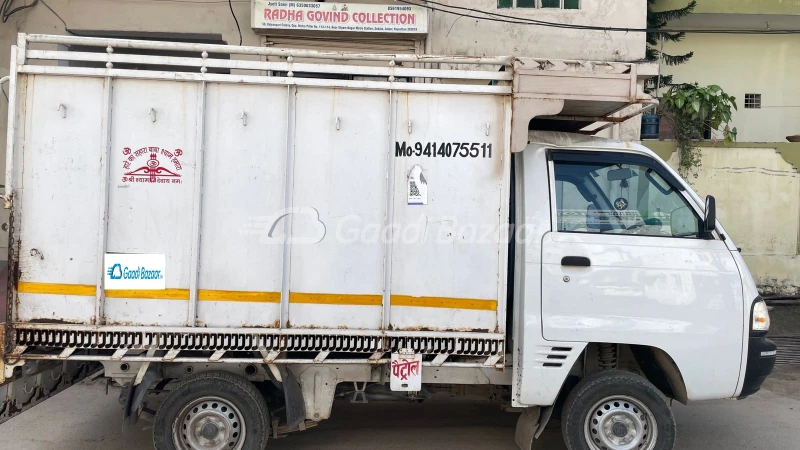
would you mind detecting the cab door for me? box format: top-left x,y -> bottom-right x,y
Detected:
541,151 -> 744,401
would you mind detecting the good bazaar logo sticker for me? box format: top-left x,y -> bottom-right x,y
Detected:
121,146 -> 183,184
104,253 -> 166,290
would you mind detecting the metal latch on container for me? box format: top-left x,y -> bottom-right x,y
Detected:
390,349 -> 421,392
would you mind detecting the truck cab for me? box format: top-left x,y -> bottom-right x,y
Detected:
510,132 -> 776,449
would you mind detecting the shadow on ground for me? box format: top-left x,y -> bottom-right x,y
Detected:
269,396 -> 567,450
2,370 -> 800,449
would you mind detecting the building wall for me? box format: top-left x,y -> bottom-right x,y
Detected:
647,141 -> 800,296
431,0 -> 646,61
662,34 -> 800,142
660,34 -> 800,143
650,2 -> 800,296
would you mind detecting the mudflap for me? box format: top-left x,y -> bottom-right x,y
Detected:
515,405 -> 554,450
515,406 -> 540,450
277,365 -> 306,431
122,364 -> 159,430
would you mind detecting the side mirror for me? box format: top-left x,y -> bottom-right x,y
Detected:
703,195 -> 717,236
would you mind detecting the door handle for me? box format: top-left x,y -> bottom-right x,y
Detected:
561,256 -> 591,267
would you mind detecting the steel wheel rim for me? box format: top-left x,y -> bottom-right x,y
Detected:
584,395 -> 657,450
172,396 -> 246,450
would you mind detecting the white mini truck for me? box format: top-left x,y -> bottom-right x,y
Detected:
0,34 -> 776,450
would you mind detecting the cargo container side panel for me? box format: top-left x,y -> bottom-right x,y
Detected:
196,83 -> 289,328
288,88 -> 389,329
104,80 -> 200,326
16,75 -> 106,323
390,92 -> 506,332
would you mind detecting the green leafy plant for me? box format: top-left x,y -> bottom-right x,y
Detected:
645,0 -> 696,92
660,83 -> 738,178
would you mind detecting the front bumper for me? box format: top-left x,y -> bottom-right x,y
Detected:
738,335 -> 777,399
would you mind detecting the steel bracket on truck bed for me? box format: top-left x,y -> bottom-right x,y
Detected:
8,324 -> 506,368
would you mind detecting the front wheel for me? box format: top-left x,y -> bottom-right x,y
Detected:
561,370 -> 675,450
153,371 -> 271,450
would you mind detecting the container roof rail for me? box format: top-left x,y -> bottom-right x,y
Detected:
18,33 -> 514,95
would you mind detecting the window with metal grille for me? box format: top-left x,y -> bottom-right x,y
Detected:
498,0 -> 579,9
744,94 -> 762,109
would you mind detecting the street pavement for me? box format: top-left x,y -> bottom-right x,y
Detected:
1,365 -> 799,449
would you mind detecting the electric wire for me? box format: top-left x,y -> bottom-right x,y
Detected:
4,0 -> 798,34
228,0 -> 242,45
3,0 -> 795,47
1,0 -> 38,23
39,0 -> 66,30
114,0 -> 249,3
397,0 -> 800,35
4,0 -> 245,44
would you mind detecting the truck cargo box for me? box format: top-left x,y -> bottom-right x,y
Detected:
6,33 -> 512,345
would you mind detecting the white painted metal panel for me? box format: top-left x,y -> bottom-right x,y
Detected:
541,232 -> 744,400
511,146 -> 589,407
104,79 -> 200,326
390,92 -> 508,332
288,88 -> 389,329
10,35 -> 512,340
196,83 -> 288,328
16,75 -> 105,323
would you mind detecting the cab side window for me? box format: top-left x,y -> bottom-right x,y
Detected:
552,155 -> 701,238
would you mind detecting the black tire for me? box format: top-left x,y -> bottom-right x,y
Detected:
561,370 -> 675,450
153,371 -> 270,450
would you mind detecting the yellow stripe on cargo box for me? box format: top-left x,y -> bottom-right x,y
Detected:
17,283 -> 279,303
17,283 -> 495,310
391,295 -> 497,311
18,282 -> 96,296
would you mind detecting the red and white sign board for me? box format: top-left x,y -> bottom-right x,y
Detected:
252,1 -> 428,34
390,352 -> 422,391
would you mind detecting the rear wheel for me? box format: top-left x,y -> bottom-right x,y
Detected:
153,371 -> 270,450
562,370 -> 675,450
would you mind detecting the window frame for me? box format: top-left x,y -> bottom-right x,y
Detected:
744,93 -> 762,109
546,150 -> 709,240
498,0 -> 580,10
